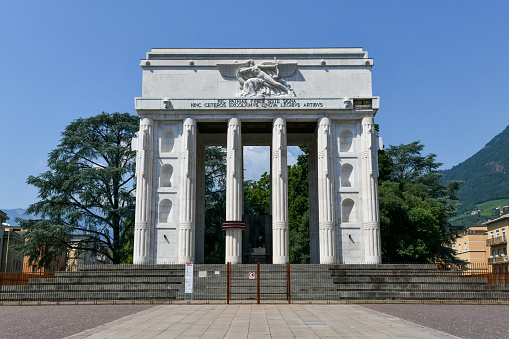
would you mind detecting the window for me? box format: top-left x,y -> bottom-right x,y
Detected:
498,249 -> 502,257
458,244 -> 461,252
503,229 -> 506,239
491,232 -> 494,239
464,242 -> 467,251
503,247 -> 507,256
497,230 -> 500,237
493,250 -> 496,258
452,244 -> 456,251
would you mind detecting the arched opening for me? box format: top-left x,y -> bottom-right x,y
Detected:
340,164 -> 353,187
340,129 -> 353,152
161,130 -> 174,153
160,164 -> 173,187
342,199 -> 355,223
158,199 -> 172,223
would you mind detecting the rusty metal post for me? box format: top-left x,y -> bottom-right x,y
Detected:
227,262 -> 231,304
257,261 -> 261,304
287,262 -> 291,304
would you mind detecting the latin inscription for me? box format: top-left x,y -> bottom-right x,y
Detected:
189,99 -> 325,109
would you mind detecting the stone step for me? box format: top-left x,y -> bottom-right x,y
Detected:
329,264 -> 439,270
337,290 -> 509,300
2,283 -> 182,293
0,291 -> 179,302
78,264 -> 184,271
335,283 -> 509,291
330,270 -> 463,277
333,276 -> 488,284
55,270 -> 184,277
29,276 -> 183,285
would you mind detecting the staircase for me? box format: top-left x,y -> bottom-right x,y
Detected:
1,264 -> 508,303
330,264 -> 509,302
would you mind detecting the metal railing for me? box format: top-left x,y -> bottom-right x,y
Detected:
226,262 -> 290,304
488,256 -> 509,264
0,262 -> 508,304
486,235 -> 507,246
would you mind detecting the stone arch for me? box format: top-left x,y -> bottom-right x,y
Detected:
340,129 -> 353,152
340,164 -> 353,187
160,164 -> 173,187
161,130 -> 174,153
342,199 -> 355,223
158,199 -> 172,223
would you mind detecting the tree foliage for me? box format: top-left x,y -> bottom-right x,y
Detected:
16,112 -> 139,267
203,146 -> 227,263
288,147 -> 310,264
379,141 -> 464,263
244,147 -> 310,264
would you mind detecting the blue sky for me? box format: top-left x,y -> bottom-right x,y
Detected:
1,1 -> 508,209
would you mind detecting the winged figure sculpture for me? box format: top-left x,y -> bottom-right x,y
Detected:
217,59 -> 297,97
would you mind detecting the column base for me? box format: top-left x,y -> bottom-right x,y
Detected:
223,221 -> 245,264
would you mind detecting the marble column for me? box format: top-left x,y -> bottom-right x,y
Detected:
272,117 -> 289,264
224,117 -> 245,264
317,117 -> 336,264
308,140 -> 319,264
361,116 -> 382,263
195,140 -> 205,264
133,118 -> 153,264
178,118 -> 197,263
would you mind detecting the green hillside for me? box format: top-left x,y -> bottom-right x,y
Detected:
450,198 -> 509,226
441,125 -> 509,214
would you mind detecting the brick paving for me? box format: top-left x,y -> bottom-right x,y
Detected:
3,303 -> 507,338
361,304 -> 509,339
0,305 -> 155,339
64,304 -> 459,338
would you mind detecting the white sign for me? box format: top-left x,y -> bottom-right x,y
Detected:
249,272 -> 256,279
185,262 -> 194,293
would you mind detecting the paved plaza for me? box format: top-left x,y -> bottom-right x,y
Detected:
64,304 -> 459,339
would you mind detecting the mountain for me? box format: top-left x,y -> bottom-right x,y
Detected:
441,125 -> 509,214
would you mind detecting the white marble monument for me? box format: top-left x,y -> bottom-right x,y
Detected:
133,48 -> 381,264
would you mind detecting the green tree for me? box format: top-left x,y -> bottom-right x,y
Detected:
243,147 -> 311,264
17,112 -> 139,268
379,141 -> 464,263
244,172 -> 270,215
288,147 -> 310,264
203,146 -> 227,263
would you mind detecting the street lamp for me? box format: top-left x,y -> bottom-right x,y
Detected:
2,223 -> 12,272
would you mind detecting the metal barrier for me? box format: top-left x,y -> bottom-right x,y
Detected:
227,262 -> 290,304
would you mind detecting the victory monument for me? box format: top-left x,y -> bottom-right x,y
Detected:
132,48 -> 381,265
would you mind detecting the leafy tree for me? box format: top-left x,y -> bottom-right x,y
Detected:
379,141 -> 464,263
243,147 -> 310,264
203,146 -> 227,263
288,147 -> 310,264
244,172 -> 270,215
16,112 -> 139,268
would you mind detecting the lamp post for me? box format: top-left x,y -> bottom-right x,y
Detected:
2,223 -> 12,272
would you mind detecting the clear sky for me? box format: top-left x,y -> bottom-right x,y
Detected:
1,0 -> 508,209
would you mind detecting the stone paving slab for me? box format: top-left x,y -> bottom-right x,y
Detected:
64,304 -> 460,338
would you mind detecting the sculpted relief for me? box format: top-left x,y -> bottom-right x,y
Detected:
217,59 -> 297,97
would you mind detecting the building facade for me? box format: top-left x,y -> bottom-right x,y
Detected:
132,48 -> 381,264
451,226 -> 488,269
485,215 -> 509,272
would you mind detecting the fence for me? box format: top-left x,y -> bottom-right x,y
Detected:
1,262 -> 509,303
0,263 -> 56,287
